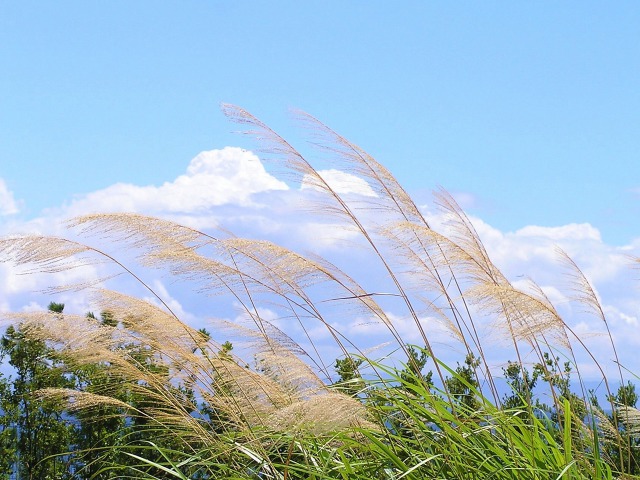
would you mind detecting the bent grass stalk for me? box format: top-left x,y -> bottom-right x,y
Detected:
0,105 -> 635,478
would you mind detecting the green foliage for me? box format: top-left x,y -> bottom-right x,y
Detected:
0,301 -> 635,479
0,303 -> 77,479
334,355 -> 364,396
399,345 -> 432,392
47,302 -> 65,314
502,361 -> 540,410
609,381 -> 638,408
533,352 -> 587,424
443,353 -> 481,412
0,373 -> 17,479
591,381 -> 640,475
2,106 -> 640,479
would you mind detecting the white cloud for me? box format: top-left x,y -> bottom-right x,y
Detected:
0,178 -> 19,215
65,148 -> 288,216
0,258 -> 105,315
296,222 -> 361,251
514,223 -> 602,242
3,148 -> 640,379
336,311 -> 454,349
603,304 -> 639,327
20,301 -> 46,313
143,280 -> 196,324
463,215 -> 629,285
510,280 -> 571,313
301,169 -> 377,197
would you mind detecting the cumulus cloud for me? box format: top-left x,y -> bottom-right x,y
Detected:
464,215 -> 629,284
65,148 -> 288,216
514,223 -> 602,242
301,169 -> 377,197
0,178 -> 19,215
3,148 -> 640,378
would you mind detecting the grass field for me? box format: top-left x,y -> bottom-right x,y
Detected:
1,106 -> 639,479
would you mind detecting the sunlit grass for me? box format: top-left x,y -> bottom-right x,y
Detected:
1,105 -> 638,478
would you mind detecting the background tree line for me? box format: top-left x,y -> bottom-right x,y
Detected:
1,301 -> 639,478
0,302 -> 211,479
333,345 -> 640,476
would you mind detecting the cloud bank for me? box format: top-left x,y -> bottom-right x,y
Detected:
1,147 -> 640,379
62,148 -> 288,216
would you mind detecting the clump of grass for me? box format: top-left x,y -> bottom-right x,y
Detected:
0,105 -> 638,478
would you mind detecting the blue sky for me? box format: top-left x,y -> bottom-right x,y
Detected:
2,3 -> 640,379
2,2 -> 640,241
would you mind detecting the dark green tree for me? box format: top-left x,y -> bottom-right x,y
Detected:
0,371 -> 17,479
608,381 -> 638,410
596,381 -> 640,474
400,345 -> 432,393
444,353 -> 481,412
533,352 -> 586,422
0,302 -> 78,479
333,355 -> 364,397
68,311 -> 130,479
78,311 -> 211,478
501,361 -> 540,410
